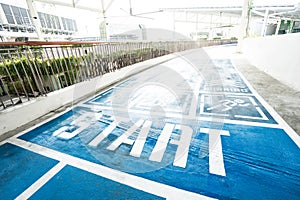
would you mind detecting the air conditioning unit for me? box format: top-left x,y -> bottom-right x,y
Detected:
15,37 -> 29,42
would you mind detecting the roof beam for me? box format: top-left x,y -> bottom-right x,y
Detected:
72,0 -> 81,8
105,0 -> 116,12
35,0 -> 100,12
161,5 -> 296,13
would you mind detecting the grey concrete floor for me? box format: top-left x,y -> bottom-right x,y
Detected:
232,54 -> 300,135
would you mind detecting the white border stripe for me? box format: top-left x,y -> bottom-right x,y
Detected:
230,58 -> 300,148
78,104 -> 281,129
15,162 -> 66,200
7,105 -> 281,144
9,138 -> 215,200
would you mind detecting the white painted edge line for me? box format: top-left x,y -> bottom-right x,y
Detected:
79,103 -> 281,129
0,140 -> 7,146
189,82 -> 202,117
199,94 -> 268,120
0,107 -> 73,143
198,91 -> 254,96
247,96 -> 258,106
230,57 -> 300,148
15,162 -> 66,200
8,138 -> 215,200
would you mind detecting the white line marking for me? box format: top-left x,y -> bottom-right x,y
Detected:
2,107 -> 73,144
128,94 -> 143,108
234,115 -> 263,120
88,122 -> 117,147
201,112 -> 229,117
199,95 -> 205,115
182,95 -> 190,114
78,103 -> 282,129
171,125 -> 193,168
255,107 -> 268,120
149,123 -> 175,162
56,123 -> 90,140
9,138 -> 214,200
91,90 -> 112,102
200,128 -> 230,176
248,96 -> 258,106
235,107 -> 268,120
15,162 -> 66,200
130,120 -> 152,157
231,59 -> 300,148
53,126 -> 69,137
3,105 -> 281,150
53,111 -> 100,140
107,119 -> 144,151
199,91 -> 254,96
189,82 -> 201,117
0,140 -> 8,146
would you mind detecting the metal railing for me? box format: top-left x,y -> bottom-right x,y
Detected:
0,39 -> 236,110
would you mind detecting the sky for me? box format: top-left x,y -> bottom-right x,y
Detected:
77,0 -> 300,14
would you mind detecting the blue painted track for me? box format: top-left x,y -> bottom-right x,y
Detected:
1,46 -> 300,199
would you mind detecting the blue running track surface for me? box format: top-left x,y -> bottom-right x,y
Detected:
1,46 -> 299,199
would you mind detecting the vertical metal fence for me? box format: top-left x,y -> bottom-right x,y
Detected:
0,39 -> 236,110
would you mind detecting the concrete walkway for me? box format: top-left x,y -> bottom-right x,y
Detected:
232,53 -> 300,135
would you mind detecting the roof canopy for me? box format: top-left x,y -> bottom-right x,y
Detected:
161,4 -> 300,21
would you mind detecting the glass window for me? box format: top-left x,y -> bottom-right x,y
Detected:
11,6 -> 23,25
66,18 -> 73,31
1,3 -> 15,24
45,13 -> 52,28
61,17 -> 67,30
38,12 -> 46,28
54,16 -> 61,29
72,19 -> 78,31
50,15 -> 56,29
20,8 -> 31,25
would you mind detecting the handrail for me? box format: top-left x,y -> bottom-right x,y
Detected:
0,41 -> 106,46
0,39 -> 237,110
0,39 -> 234,47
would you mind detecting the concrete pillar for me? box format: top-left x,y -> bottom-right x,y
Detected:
172,11 -> 176,40
289,20 -> 294,33
237,0 -> 253,52
261,9 -> 269,36
196,13 -> 199,31
208,14 -> 213,40
26,0 -> 43,40
173,11 -> 176,32
100,0 -> 110,41
275,19 -> 281,35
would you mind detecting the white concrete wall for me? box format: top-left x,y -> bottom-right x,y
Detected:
0,54 -> 177,138
242,33 -> 300,91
